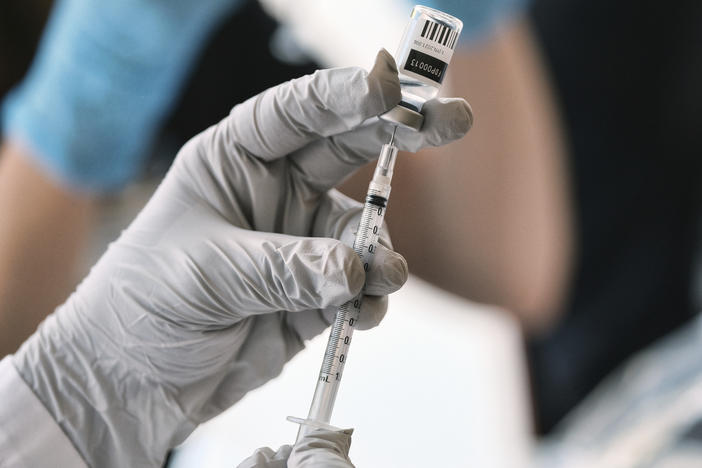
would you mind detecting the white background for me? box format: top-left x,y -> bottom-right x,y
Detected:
170,276 -> 534,468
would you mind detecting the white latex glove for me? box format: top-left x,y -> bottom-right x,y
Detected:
13,50 -> 472,467
239,428 -> 354,468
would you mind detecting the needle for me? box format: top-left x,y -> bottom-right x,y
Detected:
388,125 -> 398,146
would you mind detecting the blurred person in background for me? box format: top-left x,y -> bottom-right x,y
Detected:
11,0 -> 697,456
525,0 -> 702,434
0,0 -> 572,443
0,2 -> 567,462
0,0 -> 570,395
0,0 -> 319,357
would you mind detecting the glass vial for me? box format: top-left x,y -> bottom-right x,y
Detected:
380,5 -> 463,131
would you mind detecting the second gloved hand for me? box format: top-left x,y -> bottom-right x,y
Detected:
13,50 -> 472,467
239,428 -> 355,468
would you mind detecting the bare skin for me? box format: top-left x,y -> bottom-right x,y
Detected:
0,140 -> 95,356
340,18 -> 574,332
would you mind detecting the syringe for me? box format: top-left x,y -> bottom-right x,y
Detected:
290,5 -> 463,439
289,127 -> 399,439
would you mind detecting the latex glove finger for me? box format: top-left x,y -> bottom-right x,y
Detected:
332,294 -> 387,331
125,197 -> 406,322
237,445 -> 291,468
323,206 -> 407,296
207,231 -> 366,316
225,49 -> 400,162
283,210 -> 404,339
287,292 -> 390,342
288,428 -> 355,468
289,97 -> 473,191
132,207 -> 366,317
283,231 -> 404,338
393,97 -> 474,152
288,241 -> 403,338
363,243 -> 407,295
211,229 -> 405,316
315,192 -> 406,296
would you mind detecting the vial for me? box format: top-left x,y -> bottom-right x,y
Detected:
380,5 -> 463,131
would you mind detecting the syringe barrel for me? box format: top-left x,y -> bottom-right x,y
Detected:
296,5 -> 465,444
371,144 -> 399,193
304,194 -> 388,414
296,145 -> 398,442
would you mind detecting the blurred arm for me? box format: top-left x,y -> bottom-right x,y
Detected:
339,17 -> 573,331
0,0 -> 240,357
0,141 -> 94,356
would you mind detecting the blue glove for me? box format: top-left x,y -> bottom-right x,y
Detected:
1,0 -> 240,191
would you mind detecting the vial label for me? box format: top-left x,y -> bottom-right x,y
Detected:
404,49 -> 448,84
399,18 -> 458,86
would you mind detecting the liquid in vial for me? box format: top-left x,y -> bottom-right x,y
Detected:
394,6 -> 463,112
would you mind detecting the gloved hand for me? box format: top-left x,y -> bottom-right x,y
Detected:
13,50 -> 472,467
239,428 -> 354,468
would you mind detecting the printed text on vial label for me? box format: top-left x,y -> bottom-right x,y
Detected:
413,39 -> 448,57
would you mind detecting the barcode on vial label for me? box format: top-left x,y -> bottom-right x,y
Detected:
420,19 -> 458,49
